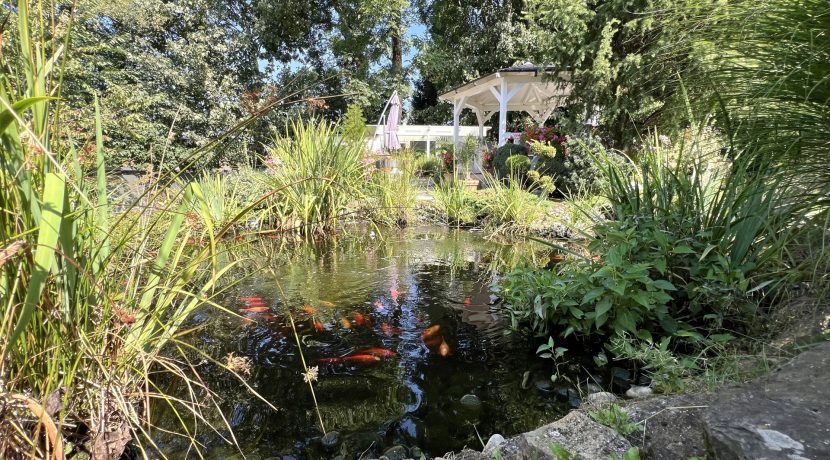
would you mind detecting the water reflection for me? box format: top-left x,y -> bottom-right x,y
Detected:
156,227 -> 577,459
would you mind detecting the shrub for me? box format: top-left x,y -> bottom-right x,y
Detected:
480,173 -> 548,234
529,136 -> 625,195
492,143 -> 528,178
455,136 -> 479,178
433,178 -> 479,226
499,127 -> 799,357
341,103 -> 368,145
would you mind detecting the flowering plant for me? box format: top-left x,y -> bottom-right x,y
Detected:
440,149 -> 454,172
520,124 -> 568,147
482,148 -> 496,171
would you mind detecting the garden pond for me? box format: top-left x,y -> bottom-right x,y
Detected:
154,227 -> 630,459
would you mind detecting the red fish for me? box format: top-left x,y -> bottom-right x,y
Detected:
353,312 -> 368,326
439,339 -> 450,357
374,300 -> 384,311
241,306 -> 270,314
356,347 -> 397,358
318,354 -> 381,364
340,318 -> 352,329
313,320 -> 325,332
240,296 -> 263,302
463,297 -> 472,305
244,301 -> 267,307
381,323 -> 395,337
301,305 -> 319,315
390,287 -> 400,303
259,313 -> 278,322
422,324 -> 441,339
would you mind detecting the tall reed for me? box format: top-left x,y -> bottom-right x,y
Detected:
0,2 -> 274,456
265,119 -> 367,236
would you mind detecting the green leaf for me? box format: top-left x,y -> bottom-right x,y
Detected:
0,97 -> 55,133
653,279 -> 677,291
582,287 -> 604,304
632,291 -> 651,308
672,245 -> 696,254
10,172 -> 65,345
596,297 -> 612,317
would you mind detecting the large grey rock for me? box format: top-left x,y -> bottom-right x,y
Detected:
483,434 -> 506,454
521,411 -> 632,459
624,393 -> 710,460
702,342 -> 830,459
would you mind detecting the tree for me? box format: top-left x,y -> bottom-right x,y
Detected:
525,0 -> 713,149
341,103 -> 368,145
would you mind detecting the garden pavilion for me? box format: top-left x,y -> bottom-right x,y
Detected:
438,63 -> 573,148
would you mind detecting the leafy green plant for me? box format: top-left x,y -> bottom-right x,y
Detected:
341,102 -> 368,145
505,154 -> 531,178
0,8 -> 278,457
365,154 -> 417,226
455,135 -> 479,179
590,404 -> 643,436
265,118 -> 367,236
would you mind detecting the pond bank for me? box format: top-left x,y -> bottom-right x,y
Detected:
437,341 -> 830,460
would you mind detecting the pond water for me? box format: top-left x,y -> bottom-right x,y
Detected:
155,227 -> 608,459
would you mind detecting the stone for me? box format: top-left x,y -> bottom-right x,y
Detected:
584,391 -> 618,406
381,445 -> 409,460
409,446 -> 423,459
623,393 -> 709,460
320,431 -> 341,452
625,385 -> 653,399
521,411 -> 632,459
702,342 -> 830,460
483,434 -> 506,453
459,394 -> 481,407
534,378 -> 554,394
585,383 -> 603,394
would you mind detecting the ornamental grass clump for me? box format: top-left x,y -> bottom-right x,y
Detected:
265,119 -> 367,236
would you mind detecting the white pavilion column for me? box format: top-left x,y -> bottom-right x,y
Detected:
452,96 -> 466,150
492,82 -> 523,146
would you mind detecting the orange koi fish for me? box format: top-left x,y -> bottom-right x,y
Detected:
423,335 -> 443,348
422,324 -> 441,339
240,296 -> 264,302
439,340 -> 450,357
381,323 -> 395,337
313,321 -> 326,332
340,318 -> 352,329
301,305 -> 319,315
374,300 -> 385,311
356,348 -> 397,358
353,312 -> 368,326
318,354 -> 381,364
390,287 -> 400,303
241,306 -> 270,314
319,300 -> 336,308
259,313 -> 278,322
463,297 -> 472,305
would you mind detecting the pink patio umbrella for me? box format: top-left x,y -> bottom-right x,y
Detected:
383,91 -> 402,150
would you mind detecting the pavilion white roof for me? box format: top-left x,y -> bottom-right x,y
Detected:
438,63 -> 573,146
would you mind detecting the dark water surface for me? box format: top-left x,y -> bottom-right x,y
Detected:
156,227 -> 594,459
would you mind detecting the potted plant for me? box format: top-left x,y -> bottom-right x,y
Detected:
455,136 -> 480,190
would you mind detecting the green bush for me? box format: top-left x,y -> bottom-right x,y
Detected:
492,143 -> 528,178
529,136 -> 625,195
499,127 -> 798,354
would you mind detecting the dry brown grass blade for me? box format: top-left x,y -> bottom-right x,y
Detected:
0,241 -> 26,268
5,393 -> 66,460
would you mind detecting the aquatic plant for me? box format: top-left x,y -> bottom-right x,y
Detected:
480,173 -> 548,235
433,177 -> 479,227
0,3 -> 286,455
364,152 -> 417,227
265,118 -> 367,236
